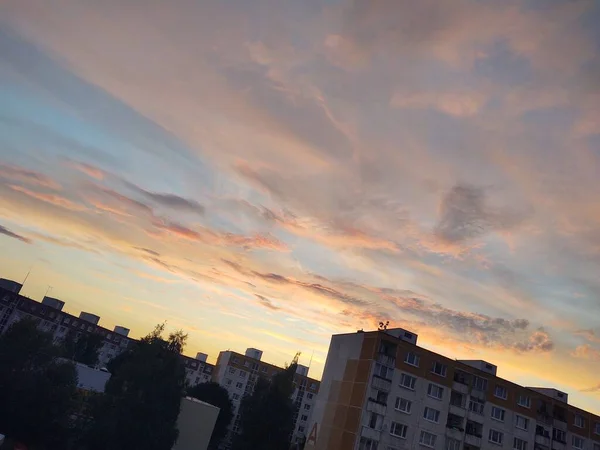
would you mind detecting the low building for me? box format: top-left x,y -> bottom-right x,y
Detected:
213,348 -> 320,449
307,328 -> 600,450
174,397 -> 220,450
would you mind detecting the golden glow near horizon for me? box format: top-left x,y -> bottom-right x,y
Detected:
0,0 -> 599,414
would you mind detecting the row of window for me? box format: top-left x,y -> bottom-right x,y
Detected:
404,352 -> 448,377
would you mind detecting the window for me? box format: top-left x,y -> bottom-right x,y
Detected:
489,429 -> 504,445
236,382 -> 243,389
491,406 -> 506,422
494,385 -> 508,399
431,361 -> 447,377
517,395 -> 531,408
513,437 -> 528,450
375,363 -> 394,380
232,356 -> 239,364
229,367 -> 236,374
304,404 -> 311,411
404,352 -> 420,367
573,436 -> 585,450
307,393 -> 313,400
226,378 -> 232,386
301,415 -> 308,421
445,438 -> 460,450
395,397 -> 412,414
369,413 -> 383,430
423,407 -> 441,423
473,376 -> 488,391
428,383 -> 444,400
358,437 -> 378,450
419,431 -> 437,448
595,422 -> 600,435
260,366 -> 268,373
310,382 -> 317,390
515,415 -> 529,430
400,373 -> 417,390
298,426 -> 305,433
232,393 -> 240,400
553,428 -> 566,443
390,422 -> 407,439
468,398 -> 485,415
239,371 -> 247,378
243,361 -> 250,367
575,414 -> 585,428
376,390 -> 388,404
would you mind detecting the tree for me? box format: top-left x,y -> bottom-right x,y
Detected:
0,318 -> 78,449
187,382 -> 233,449
61,330 -> 104,366
233,361 -> 298,450
85,324 -> 187,450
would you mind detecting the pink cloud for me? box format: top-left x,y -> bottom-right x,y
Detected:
8,185 -> 85,211
0,164 -> 61,190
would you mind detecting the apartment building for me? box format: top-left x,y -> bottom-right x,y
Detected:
183,352 -> 214,387
213,348 -> 321,449
0,283 -> 215,382
307,328 -> 600,450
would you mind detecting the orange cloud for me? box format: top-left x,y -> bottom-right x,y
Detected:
8,185 -> 85,211
0,164 -> 61,190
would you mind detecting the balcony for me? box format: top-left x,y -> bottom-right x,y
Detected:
446,428 -> 463,441
465,434 -> 482,447
366,399 -> 387,416
372,375 -> 392,392
452,381 -> 469,394
535,435 -> 551,448
361,426 -> 381,441
553,418 -> 567,430
551,441 -> 566,450
449,403 -> 467,418
376,352 -> 396,368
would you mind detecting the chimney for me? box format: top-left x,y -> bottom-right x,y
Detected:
79,312 -> 100,325
114,326 -> 130,337
41,296 -> 65,311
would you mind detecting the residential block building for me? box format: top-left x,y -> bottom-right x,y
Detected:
213,348 -> 321,449
0,283 -> 214,383
307,328 -> 600,450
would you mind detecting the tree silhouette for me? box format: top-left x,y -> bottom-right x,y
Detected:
187,382 -> 233,449
0,318 -> 77,449
85,324 -> 187,450
61,329 -> 104,366
233,361 -> 298,450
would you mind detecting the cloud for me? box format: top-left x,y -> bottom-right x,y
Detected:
8,185 -> 85,211
392,91 -> 486,117
0,163 -> 61,190
512,328 -> 554,353
572,344 -> 600,361
574,329 -> 600,344
65,161 -> 106,180
133,247 -> 161,257
0,224 -> 31,243
581,384 -> 600,393
255,294 -> 281,311
126,183 -> 205,215
435,184 -> 528,243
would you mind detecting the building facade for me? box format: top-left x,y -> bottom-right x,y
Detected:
213,348 -> 321,449
0,283 -> 214,381
307,328 -> 600,450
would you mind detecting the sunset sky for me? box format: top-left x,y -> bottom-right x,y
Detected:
1,0 -> 599,413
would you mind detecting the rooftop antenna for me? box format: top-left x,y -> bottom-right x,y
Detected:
44,286 -> 53,297
378,320 -> 389,331
308,350 -> 314,372
21,266 -> 33,289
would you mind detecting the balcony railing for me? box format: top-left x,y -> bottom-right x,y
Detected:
376,352 -> 396,368
372,375 -> 392,392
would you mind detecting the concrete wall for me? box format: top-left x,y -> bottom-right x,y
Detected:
174,397 -> 220,450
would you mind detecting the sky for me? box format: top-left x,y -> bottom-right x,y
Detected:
0,0 -> 599,413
